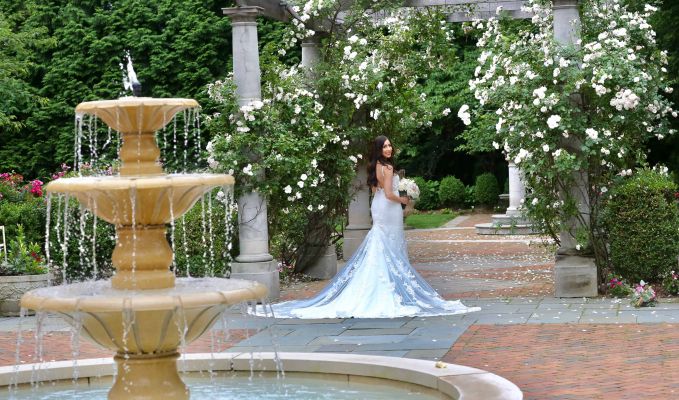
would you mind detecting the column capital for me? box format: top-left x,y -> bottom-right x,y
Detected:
222,6 -> 263,22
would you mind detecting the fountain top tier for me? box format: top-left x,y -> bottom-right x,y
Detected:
46,97 -> 227,290
75,97 -> 199,134
75,97 -> 200,176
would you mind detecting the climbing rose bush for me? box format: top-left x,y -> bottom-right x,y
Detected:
206,2 -> 462,270
460,0 -> 676,267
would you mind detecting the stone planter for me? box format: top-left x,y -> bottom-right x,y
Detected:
0,274 -> 50,316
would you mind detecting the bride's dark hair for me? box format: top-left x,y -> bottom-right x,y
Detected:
367,135 -> 395,188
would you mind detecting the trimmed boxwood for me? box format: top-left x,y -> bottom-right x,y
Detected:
438,176 -> 465,208
474,173 -> 500,206
602,169 -> 679,283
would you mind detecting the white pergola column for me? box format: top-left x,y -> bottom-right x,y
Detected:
343,161 -> 372,261
223,6 -> 279,300
506,162 -> 525,216
552,0 -> 597,297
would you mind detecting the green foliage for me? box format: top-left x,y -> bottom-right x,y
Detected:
662,271 -> 679,296
0,172 -> 46,245
0,224 -> 46,276
0,9 -> 52,134
464,185 -> 476,208
412,177 -> 440,211
474,172 -> 500,206
438,176 -> 465,208
0,200 -> 45,245
0,0 -> 234,178
602,169 -> 679,283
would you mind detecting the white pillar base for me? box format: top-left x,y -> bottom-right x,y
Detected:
230,260 -> 280,301
554,254 -> 597,297
305,244 -> 338,280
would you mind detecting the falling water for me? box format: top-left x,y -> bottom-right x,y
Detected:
207,192 -> 215,277
129,184 -> 137,278
74,114 -> 83,173
44,194 -> 52,286
61,195 -> 70,284
169,188 -> 176,274
173,296 -> 189,373
70,300 -> 84,383
181,215 -> 190,277
200,196 -> 208,275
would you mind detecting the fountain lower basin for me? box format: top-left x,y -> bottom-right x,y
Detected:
0,353 -> 523,399
21,278 -> 267,399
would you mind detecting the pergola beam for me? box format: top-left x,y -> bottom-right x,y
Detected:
233,0 -> 531,25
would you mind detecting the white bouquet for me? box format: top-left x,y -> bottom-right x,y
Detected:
398,178 -> 420,201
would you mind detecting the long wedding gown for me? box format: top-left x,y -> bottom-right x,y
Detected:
266,174 -> 480,319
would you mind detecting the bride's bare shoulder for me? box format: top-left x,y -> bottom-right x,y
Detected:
379,162 -> 394,175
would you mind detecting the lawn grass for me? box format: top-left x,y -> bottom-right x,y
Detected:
405,212 -> 458,229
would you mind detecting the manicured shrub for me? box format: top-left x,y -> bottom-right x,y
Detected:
413,177 -> 440,211
602,169 -> 679,283
474,173 -> 500,206
438,176 -> 465,208
0,199 -> 45,245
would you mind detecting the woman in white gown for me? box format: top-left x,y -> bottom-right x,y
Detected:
267,136 -> 480,318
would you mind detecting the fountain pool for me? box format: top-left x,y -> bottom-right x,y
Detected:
1,352 -> 523,399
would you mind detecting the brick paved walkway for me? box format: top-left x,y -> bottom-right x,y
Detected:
442,324 -> 679,400
3,213 -> 679,399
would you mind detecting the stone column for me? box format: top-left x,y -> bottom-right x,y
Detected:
506,162 -> 525,216
343,161 -> 372,261
475,162 -> 534,235
300,33 -> 339,278
552,0 -> 597,297
223,6 -> 279,300
301,36 -> 322,72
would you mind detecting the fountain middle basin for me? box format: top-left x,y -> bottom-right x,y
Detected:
21,278 -> 266,353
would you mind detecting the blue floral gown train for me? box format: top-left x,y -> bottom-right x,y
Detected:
264,174 -> 480,318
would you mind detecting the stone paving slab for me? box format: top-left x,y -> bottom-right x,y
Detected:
339,328 -> 414,336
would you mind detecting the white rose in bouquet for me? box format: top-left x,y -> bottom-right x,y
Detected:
398,178 -> 420,200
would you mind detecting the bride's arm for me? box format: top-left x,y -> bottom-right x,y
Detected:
382,165 -> 409,205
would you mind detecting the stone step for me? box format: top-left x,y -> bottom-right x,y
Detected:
474,223 -> 538,235
491,214 -> 531,226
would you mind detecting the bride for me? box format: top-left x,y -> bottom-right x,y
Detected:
265,136 -> 480,318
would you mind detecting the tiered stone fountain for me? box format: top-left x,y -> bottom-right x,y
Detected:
20,97 -> 267,399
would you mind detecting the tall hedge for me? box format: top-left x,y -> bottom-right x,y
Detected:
602,169 -> 679,283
